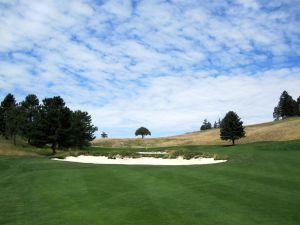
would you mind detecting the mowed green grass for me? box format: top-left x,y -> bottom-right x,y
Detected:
1,141 -> 300,225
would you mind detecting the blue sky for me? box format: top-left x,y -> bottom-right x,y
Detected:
0,0 -> 300,138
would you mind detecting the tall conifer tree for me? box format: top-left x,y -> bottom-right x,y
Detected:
0,94 -> 16,137
220,111 -> 245,145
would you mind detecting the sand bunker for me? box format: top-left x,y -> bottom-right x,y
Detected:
137,151 -> 167,155
53,155 -> 227,166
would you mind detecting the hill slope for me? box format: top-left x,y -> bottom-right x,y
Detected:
93,117 -> 300,148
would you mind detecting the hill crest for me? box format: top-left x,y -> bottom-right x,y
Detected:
93,117 -> 300,148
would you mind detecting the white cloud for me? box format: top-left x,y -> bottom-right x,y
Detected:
0,0 -> 299,137
89,68 -> 300,137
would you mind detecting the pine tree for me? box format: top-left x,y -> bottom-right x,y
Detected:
4,104 -> 23,145
0,93 -> 98,152
297,96 -> 300,116
275,91 -> 297,118
37,96 -> 72,154
0,93 -> 16,137
19,94 -> 40,144
218,118 -> 221,128
101,132 -> 108,138
220,111 -> 245,145
200,119 -> 207,130
213,121 -> 218,129
273,106 -> 280,120
70,110 -> 98,148
200,119 -> 212,130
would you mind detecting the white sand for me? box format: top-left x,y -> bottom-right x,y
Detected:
137,151 -> 167,155
53,155 -> 227,166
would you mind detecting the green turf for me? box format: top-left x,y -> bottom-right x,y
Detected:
0,141 -> 300,225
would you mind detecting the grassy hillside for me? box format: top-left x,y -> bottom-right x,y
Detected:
0,137 -> 52,157
93,117 -> 300,148
1,140 -> 300,225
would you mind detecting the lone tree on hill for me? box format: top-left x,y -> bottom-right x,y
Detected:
135,127 -> 151,138
220,111 -> 245,145
101,131 -> 108,138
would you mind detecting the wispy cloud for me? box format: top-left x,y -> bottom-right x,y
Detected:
0,0 -> 300,137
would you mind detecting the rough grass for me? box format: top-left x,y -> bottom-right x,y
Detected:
0,140 -> 300,225
0,137 -> 52,157
0,138 -> 37,156
53,147 -> 222,160
93,117 -> 300,148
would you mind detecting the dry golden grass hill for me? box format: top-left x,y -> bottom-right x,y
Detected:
93,117 -> 300,148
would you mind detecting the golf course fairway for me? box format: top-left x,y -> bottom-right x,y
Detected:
0,141 -> 300,225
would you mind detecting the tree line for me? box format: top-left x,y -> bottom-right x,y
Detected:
199,112 -> 245,145
273,91 -> 300,120
200,118 -> 221,130
0,93 -> 98,154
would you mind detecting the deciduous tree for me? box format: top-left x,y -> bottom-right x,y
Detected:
135,127 -> 151,138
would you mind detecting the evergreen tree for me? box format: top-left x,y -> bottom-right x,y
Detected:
0,93 -> 16,137
37,96 -> 72,154
101,131 -> 108,138
274,91 -> 297,119
135,127 -> 151,138
4,104 -> 23,145
19,94 -> 40,144
70,110 -> 98,148
0,93 -> 16,108
213,121 -> 218,129
0,93 -> 98,153
273,106 -> 280,120
220,111 -> 245,145
200,120 -> 206,130
200,119 -> 212,130
29,96 -> 98,153
29,112 -> 48,148
297,96 -> 300,116
218,118 -> 221,128
56,107 -> 73,149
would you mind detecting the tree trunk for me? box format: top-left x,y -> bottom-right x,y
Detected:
51,143 -> 57,155
232,139 -> 235,145
142,135 -> 144,139
13,134 -> 16,145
